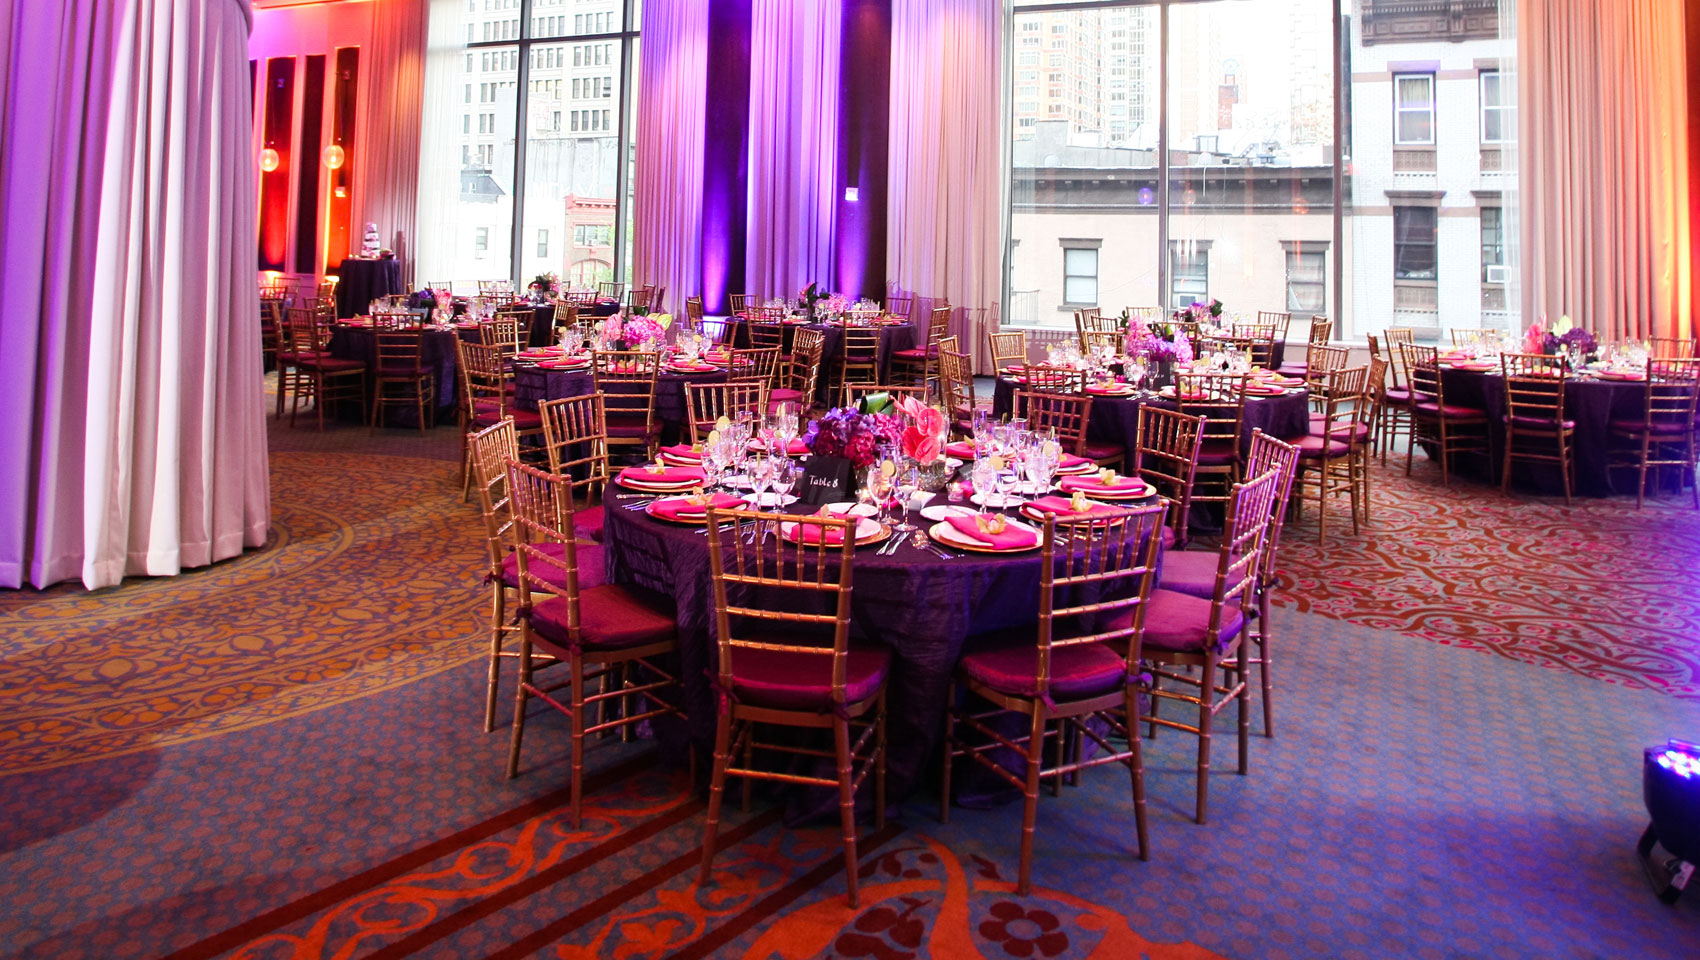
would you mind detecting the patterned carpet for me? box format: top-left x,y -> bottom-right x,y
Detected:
3,414 -> 1700,958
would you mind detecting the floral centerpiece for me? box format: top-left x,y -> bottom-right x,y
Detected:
800,282 -> 830,319
803,407 -> 901,470
1524,314 -> 1597,361
529,272 -> 559,297
623,314 -> 665,349
596,315 -> 623,348
1172,298 -> 1223,325
895,396 -> 946,464
1126,315 -> 1194,365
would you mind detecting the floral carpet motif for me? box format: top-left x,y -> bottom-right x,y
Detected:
0,451 -> 487,774
1276,458 -> 1700,700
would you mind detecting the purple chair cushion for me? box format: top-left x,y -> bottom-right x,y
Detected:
1610,418 -> 1690,436
1110,588 -> 1245,656
605,416 -> 660,439
1294,434 -> 1351,459
278,350 -> 329,364
769,388 -> 806,403
959,640 -> 1129,700
472,405 -> 543,430
1507,414 -> 1576,431
1384,386 -> 1412,403
1196,440 -> 1239,466
574,505 -> 606,543
1412,401 -> 1486,419
1160,524 -> 1177,549
729,640 -> 891,713
1277,363 -> 1307,377
1308,413 -> 1371,443
528,584 -> 677,652
299,356 -> 365,373
1156,548 -> 1217,600
501,541 -> 608,592
891,347 -> 934,360
1081,440 -> 1125,462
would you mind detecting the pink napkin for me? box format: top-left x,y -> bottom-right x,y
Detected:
1002,364 -> 1026,374
1060,475 -> 1149,495
618,464 -> 706,486
1086,384 -> 1131,396
1025,496 -> 1126,520
657,444 -> 704,463
1059,454 -> 1091,470
793,522 -> 850,545
538,358 -> 589,369
670,360 -> 718,372
945,514 -> 1038,550
649,493 -> 746,521
945,441 -> 980,459
753,437 -> 809,455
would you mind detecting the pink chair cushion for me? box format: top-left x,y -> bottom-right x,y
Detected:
277,350 -> 329,364
501,541 -> 608,592
1196,440 -> 1239,466
299,356 -> 365,373
1277,363 -> 1307,376
528,584 -> 677,652
1115,588 -> 1245,656
1307,414 -> 1371,443
729,640 -> 891,712
891,347 -> 934,360
1161,524 -> 1177,549
1384,387 -> 1412,403
1081,440 -> 1125,462
1507,414 -> 1575,431
471,406 -> 543,431
1412,401 -> 1486,419
574,505 -> 605,542
769,388 -> 806,403
1294,434 -> 1351,459
959,640 -> 1129,700
1156,549 -> 1218,600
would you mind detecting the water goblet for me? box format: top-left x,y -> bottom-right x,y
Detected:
893,465 -> 920,533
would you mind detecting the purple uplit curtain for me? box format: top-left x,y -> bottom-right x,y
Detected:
0,0 -> 269,589
887,0 -> 1001,372
355,0 -> 427,270
745,0 -> 842,300
634,0 -> 708,311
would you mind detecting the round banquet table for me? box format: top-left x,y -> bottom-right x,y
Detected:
511,361 -> 728,444
724,319 -> 917,398
325,324 -> 464,425
1432,366 -> 1651,496
990,377 -> 1312,459
600,485 -> 1161,817
332,258 -> 404,319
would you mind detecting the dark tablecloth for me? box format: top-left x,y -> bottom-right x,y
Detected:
1434,369 -> 1648,496
991,377 -> 1312,458
512,364 -> 727,445
601,491 -> 1156,817
333,258 -> 404,319
725,320 -> 917,400
325,325 -> 463,425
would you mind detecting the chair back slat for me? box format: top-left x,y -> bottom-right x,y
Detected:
939,348 -> 974,424
593,350 -> 661,437
989,331 -> 1028,370
1255,310 -> 1292,342
505,459 -> 586,618
374,328 -> 424,375
457,339 -> 511,417
1025,364 -> 1087,395
687,381 -> 770,444
1173,372 -> 1249,450
730,345 -> 782,388
1132,406 -> 1202,547
468,420 -> 520,569
1243,431 -> 1300,583
785,330 -> 825,401
1500,352 -> 1567,424
538,394 -> 611,505
1018,391 -> 1093,456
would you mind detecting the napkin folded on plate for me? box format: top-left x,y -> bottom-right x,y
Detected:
944,441 -> 980,459
1085,384 -> 1131,395
1058,454 -> 1091,469
657,444 -> 704,462
1024,496 -> 1126,520
1060,474 -> 1147,495
752,437 -> 809,455
945,514 -> 1038,549
618,464 -> 705,486
670,360 -> 719,372
649,493 -> 746,521
792,520 -> 856,545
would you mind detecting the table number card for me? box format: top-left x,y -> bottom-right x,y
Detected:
798,456 -> 854,505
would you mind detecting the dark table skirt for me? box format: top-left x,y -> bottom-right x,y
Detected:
333,258 -> 404,319
325,326 -> 463,425
513,365 -> 728,445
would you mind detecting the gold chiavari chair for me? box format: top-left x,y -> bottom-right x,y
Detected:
1231,322 -> 1278,369
485,309 -> 529,356
598,281 -> 627,302
259,294 -> 285,369
628,284 -> 656,312
843,384 -> 926,411
1083,330 -> 1126,356
370,326 -> 434,433
1402,343 -> 1489,486
1075,309 -> 1120,351
685,295 -> 704,328
1307,315 -> 1333,344
1133,466 -> 1281,824
1369,332 -> 1413,464
1649,338 -> 1697,360
1125,306 -> 1163,325
772,329 -> 824,412
275,306 -> 315,419
687,380 -> 770,445
1018,390 -> 1122,471
988,331 -> 1029,373
891,304 -> 951,386
505,459 -> 683,828
1500,352 -> 1575,504
727,293 -> 749,315
884,292 -> 914,320
1131,405 -> 1203,550
593,350 -> 662,461
838,326 -> 882,404
1024,364 -> 1088,395
426,280 -> 453,295
1173,372 -> 1249,507
1291,364 -> 1368,540
284,308 -> 366,430
729,345 -> 782,390
937,335 -> 959,357
697,505 -> 888,909
1449,328 -> 1488,348
1278,315 -> 1332,377
939,502 -> 1167,893
939,347 -> 976,436
747,318 -> 785,356
538,393 -> 613,544
1609,358 -> 1700,509
457,339 -> 545,496
478,279 -> 513,299
1156,431 -> 1300,738
1199,334 -> 1255,362
1300,343 -> 1350,408
552,299 -> 579,337
1255,310 -> 1293,345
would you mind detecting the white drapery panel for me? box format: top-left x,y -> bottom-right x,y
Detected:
633,0 -> 708,312
354,0 -> 428,272
887,0 -> 1002,373
745,0 -> 842,301
0,0 -> 268,589
1519,0 -> 1692,341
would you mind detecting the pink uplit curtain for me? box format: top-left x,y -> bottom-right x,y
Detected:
1519,0 -> 1692,341
887,0 -> 1001,373
0,0 -> 269,589
634,0 -> 708,311
745,0 -> 841,301
354,0 -> 427,272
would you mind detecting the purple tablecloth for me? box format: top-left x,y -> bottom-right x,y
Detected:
991,377 -> 1312,458
1434,368 -> 1649,496
512,363 -> 728,444
325,325 -> 462,424
725,320 -> 917,399
601,491 -> 1158,817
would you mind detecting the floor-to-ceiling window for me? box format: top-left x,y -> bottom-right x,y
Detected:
1005,0 -> 1516,341
418,0 -> 639,293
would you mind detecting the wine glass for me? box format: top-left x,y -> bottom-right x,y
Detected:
749,455 -> 776,511
893,464 -> 920,533
867,466 -> 895,527
971,457 -> 998,516
771,457 -> 797,509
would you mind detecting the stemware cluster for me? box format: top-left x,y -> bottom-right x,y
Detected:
967,411 -> 1062,517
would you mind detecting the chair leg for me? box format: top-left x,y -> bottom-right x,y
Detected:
698,713 -> 733,887
1500,431 -> 1513,496
1258,586 -> 1275,738
484,583 -> 505,733
505,637 -> 532,779
1404,421 -> 1416,477
569,656 -> 587,830
1017,707 -> 1046,897
1236,641 -> 1250,776
939,688 -> 956,824
834,716 -> 862,909
741,727 -> 755,813
1125,687 -> 1149,861
1194,657 -> 1216,825
874,692 -> 887,831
